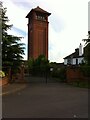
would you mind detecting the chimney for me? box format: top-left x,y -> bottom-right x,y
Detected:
75,48 -> 79,52
79,43 -> 83,56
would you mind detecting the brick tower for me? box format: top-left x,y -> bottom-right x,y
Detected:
26,6 -> 51,60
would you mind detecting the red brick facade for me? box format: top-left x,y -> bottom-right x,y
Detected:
26,6 -> 51,60
66,66 -> 89,83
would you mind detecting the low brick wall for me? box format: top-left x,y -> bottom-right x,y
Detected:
66,66 -> 89,83
0,77 -> 9,86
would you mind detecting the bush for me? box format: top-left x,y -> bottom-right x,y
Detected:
0,70 -> 5,78
80,65 -> 90,77
51,67 -> 66,81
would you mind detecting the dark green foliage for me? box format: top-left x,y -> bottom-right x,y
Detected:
59,68 -> 66,80
51,67 -> 66,81
27,55 -> 50,76
27,57 -> 34,75
84,43 -> 90,65
0,2 -> 2,70
1,2 -> 25,74
49,62 -> 66,82
69,81 -> 89,88
80,65 -> 90,77
80,31 -> 90,79
83,31 -> 90,44
83,31 -> 90,65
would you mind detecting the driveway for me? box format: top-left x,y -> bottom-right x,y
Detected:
2,83 -> 88,118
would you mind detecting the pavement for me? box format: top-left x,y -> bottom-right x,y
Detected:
1,83 -> 27,96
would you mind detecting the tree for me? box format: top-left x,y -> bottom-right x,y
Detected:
34,55 -> 50,75
83,31 -> 90,65
0,1 -> 2,70
27,57 -> 34,75
27,55 -> 50,76
0,2 -> 25,74
80,31 -> 90,77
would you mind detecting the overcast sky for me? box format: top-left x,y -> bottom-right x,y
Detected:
2,0 -> 89,63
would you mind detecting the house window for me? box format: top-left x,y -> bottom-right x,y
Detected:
67,59 -> 71,65
76,59 -> 78,65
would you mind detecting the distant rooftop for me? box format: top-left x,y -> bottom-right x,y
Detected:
64,48 -> 84,59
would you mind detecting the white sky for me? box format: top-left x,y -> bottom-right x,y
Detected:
2,0 -> 89,63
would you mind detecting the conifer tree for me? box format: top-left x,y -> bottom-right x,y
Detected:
0,1 -> 25,73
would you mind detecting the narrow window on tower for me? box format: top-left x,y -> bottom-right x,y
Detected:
36,13 -> 46,21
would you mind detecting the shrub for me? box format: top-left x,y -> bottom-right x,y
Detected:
80,65 -> 90,77
0,70 -> 5,78
51,67 -> 66,82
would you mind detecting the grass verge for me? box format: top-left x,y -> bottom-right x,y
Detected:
68,81 -> 90,88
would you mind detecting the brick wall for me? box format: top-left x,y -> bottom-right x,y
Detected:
66,66 -> 89,83
0,77 -> 9,86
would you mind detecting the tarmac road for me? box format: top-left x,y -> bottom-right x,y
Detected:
2,83 -> 88,118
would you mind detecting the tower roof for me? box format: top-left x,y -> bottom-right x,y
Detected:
26,6 -> 51,18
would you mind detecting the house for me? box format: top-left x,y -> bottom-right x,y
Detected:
63,43 -> 84,65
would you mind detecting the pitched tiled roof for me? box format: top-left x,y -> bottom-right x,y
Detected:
64,48 -> 84,59
26,6 -> 51,18
33,6 -> 51,15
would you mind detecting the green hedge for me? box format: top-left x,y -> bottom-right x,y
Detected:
80,66 -> 90,77
51,67 -> 66,81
